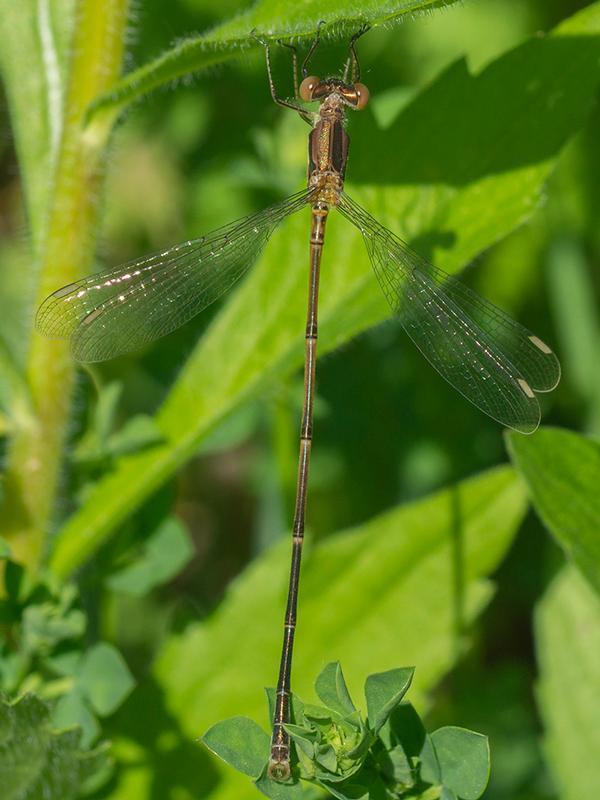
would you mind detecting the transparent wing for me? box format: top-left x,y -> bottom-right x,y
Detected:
339,192 -> 560,434
37,189 -> 314,362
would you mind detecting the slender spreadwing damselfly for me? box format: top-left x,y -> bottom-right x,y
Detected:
36,24 -> 560,781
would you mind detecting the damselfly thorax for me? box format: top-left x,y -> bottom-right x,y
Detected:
302,77 -> 369,204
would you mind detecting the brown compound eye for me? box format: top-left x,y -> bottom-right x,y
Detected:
353,82 -> 370,109
299,75 -> 320,101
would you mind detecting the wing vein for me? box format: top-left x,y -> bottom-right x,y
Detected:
339,191 -> 559,433
37,188 -> 314,361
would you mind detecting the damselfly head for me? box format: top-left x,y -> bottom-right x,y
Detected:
299,76 -> 370,110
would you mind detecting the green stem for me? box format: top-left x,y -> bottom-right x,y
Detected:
1,0 -> 129,572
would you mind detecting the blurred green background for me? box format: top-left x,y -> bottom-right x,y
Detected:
0,1 -> 599,799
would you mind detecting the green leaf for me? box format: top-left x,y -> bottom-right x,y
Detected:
106,517 -> 194,596
0,651 -> 28,694
52,688 -> 100,748
535,566 -> 600,800
507,427 -> 600,593
430,727 -> 490,800
316,743 -> 338,773
365,667 -> 413,734
49,3 -> 600,580
202,716 -> 270,778
315,662 -> 356,717
546,238 -> 600,410
154,466 -> 524,799
303,704 -> 334,722
254,769 -> 309,799
88,381 -> 123,443
283,724 -> 317,757
0,0 -> 75,255
44,651 -> 82,678
74,381 -> 122,462
419,735 -> 441,787
0,334 -> 32,426
74,380 -> 163,464
0,693 -> 109,800
382,745 -> 413,786
414,790 -> 444,800
0,536 -> 11,558
21,602 -> 86,656
440,788 -> 458,800
88,0 -> 462,121
0,0 -> 130,554
4,560 -> 27,603
379,703 -> 426,786
383,703 -> 426,759
105,414 -> 164,458
317,777 -> 371,800
78,643 -> 135,717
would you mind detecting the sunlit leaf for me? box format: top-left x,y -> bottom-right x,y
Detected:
49,3 -> 600,579
535,566 -> 600,800
152,466 -> 524,799
507,427 -> 600,593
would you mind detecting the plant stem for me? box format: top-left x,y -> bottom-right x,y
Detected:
1,0 -> 129,572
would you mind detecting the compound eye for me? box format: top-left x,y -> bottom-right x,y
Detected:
299,76 -> 320,101
353,82 -> 370,109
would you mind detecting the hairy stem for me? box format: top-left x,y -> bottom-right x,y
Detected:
1,0 -> 129,571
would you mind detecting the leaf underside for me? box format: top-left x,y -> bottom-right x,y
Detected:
88,0 -> 463,119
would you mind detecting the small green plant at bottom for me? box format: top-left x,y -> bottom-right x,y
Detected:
0,694 -> 111,800
202,662 -> 490,799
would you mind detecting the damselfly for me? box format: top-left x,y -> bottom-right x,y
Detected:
36,24 -> 560,781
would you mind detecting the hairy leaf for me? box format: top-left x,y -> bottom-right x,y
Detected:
88,0 -> 462,120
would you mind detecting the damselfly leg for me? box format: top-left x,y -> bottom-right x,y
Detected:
343,23 -> 370,83
251,30 -> 311,121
